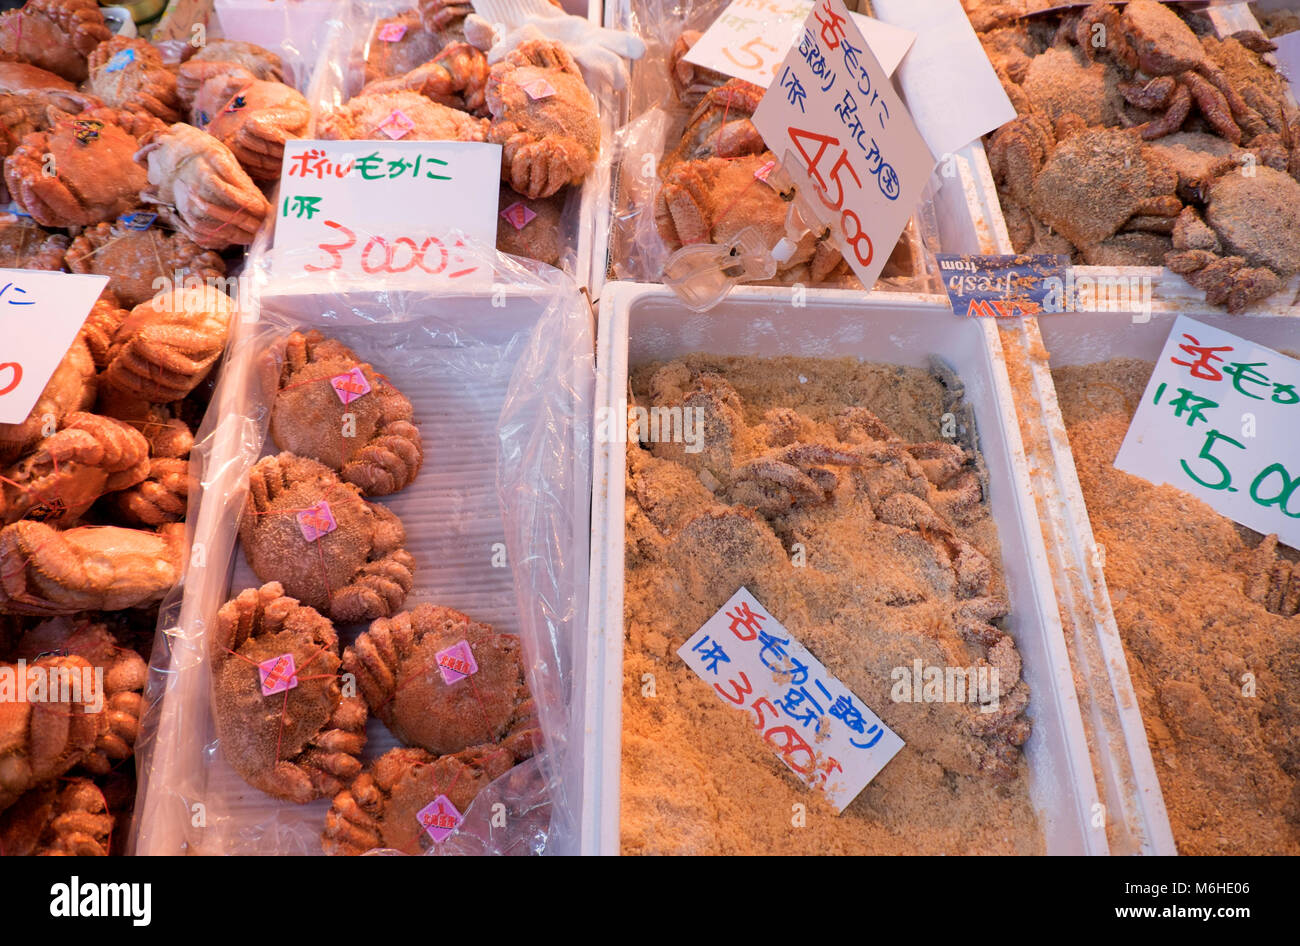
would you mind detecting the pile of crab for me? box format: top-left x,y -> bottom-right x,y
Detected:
315,1 -> 602,268
0,0 -> 324,856
200,330 -> 539,856
977,0 -> 1300,313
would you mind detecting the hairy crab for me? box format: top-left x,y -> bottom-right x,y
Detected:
317,90 -> 488,141
0,335 -> 95,464
485,40 -> 600,199
0,777 -> 111,855
177,39 -> 286,108
267,330 -> 423,497
84,37 -> 181,123
210,582 -> 368,803
238,454 -> 415,624
360,42 -> 490,116
65,216 -> 226,308
193,70 -> 311,182
0,0 -> 111,83
0,217 -> 68,270
0,655 -> 99,810
343,604 -> 539,758
136,122 -> 272,250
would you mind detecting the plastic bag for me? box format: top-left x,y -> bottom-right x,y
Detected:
130,241 -> 594,856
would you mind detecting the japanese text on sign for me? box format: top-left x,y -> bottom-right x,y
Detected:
273,140 -> 501,286
751,0 -> 934,290
678,587 -> 904,813
0,269 -> 108,425
1115,316 -> 1300,550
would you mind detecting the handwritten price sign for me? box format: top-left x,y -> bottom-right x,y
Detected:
1116,316 -> 1300,549
683,0 -> 914,89
0,269 -> 108,425
273,140 -> 501,286
678,587 -> 903,813
751,0 -> 934,290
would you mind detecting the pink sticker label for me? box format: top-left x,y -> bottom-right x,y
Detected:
259,653 -> 298,696
378,109 -> 415,140
297,500 -> 337,542
417,794 -> 463,843
499,201 -> 537,231
522,79 -> 555,100
330,366 -> 371,404
436,640 -> 479,685
754,160 -> 777,183
377,22 -> 407,42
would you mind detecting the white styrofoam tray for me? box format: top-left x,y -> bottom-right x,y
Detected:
581,281 -> 1109,855
133,286 -> 593,855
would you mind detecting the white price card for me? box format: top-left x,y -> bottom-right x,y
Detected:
682,0 -> 915,89
678,587 -> 904,813
751,0 -> 935,290
1116,316 -> 1300,550
0,269 -> 108,425
273,139 -> 502,286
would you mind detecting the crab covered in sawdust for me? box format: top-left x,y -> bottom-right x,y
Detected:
102,286 -> 236,404
4,107 -> 162,227
192,70 -> 311,182
486,40 -> 600,200
0,335 -> 95,464
364,10 -> 443,87
136,123 -> 271,250
0,411 -> 149,527
669,29 -> 730,108
0,0 -> 111,83
13,616 -> 149,776
1243,534 -> 1300,617
84,37 -> 181,123
65,216 -> 226,309
239,454 -> 415,624
0,217 -> 68,270
989,120 -> 1182,255
344,604 -> 539,758
0,777 -> 112,854
317,90 -> 488,142
496,183 -> 565,265
323,744 -> 514,855
1076,0 -> 1273,144
210,582 -> 368,803
177,39 -> 286,108
1167,165 -> 1300,312
267,330 -> 423,497
360,42 -> 490,116
0,520 -> 184,614
0,655 -> 100,810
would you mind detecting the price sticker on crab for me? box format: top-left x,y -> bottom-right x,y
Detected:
274,140 -> 502,287
750,0 -> 934,290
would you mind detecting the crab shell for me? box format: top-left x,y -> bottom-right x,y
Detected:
0,87 -> 103,159
0,656 -> 100,811
210,582 -> 368,804
316,90 -> 488,141
0,777 -> 111,854
0,520 -> 185,615
103,286 -> 236,403
193,72 -> 311,182
65,218 -> 226,309
0,411 -> 150,527
485,40 -> 600,200
3,110 -> 156,227
0,61 -> 75,95
343,605 -> 540,758
0,0 -> 112,83
0,334 -> 96,464
135,123 -> 272,250
268,330 -> 423,496
238,454 -> 415,624
84,37 -> 182,124
363,11 -> 443,87
662,78 -> 766,174
0,217 -> 69,270
322,744 -> 514,855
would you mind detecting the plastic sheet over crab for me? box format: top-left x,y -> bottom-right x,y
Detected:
130,242 -> 594,855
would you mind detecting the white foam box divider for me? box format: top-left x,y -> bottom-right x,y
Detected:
580,281 -> 1110,855
133,286 -> 592,855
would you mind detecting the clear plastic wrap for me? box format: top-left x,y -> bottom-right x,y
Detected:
295,0 -> 618,289
605,0 -> 940,292
130,243 -> 594,855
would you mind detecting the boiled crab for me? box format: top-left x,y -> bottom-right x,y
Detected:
267,330 -> 423,497
177,39 -> 286,108
136,122 -> 272,250
360,42 -> 490,116
0,655 -> 99,810
210,582 -> 367,803
0,777 -> 111,855
192,70 -> 311,182
238,454 -> 415,624
0,0 -> 111,83
343,604 -> 539,758
0,216 -> 68,270
84,37 -> 181,124
0,334 -> 95,464
317,89 -> 488,141
65,216 -> 226,308
485,39 -> 600,199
